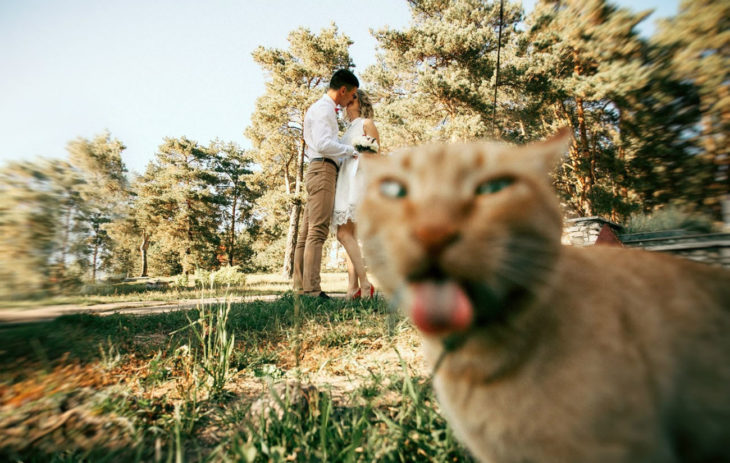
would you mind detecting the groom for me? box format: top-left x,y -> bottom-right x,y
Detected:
293,69 -> 360,298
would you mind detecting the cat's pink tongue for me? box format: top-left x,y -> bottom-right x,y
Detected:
409,281 -> 473,335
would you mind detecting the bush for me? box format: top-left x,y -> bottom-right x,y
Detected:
171,273 -> 190,290
147,243 -> 183,276
626,206 -> 718,234
250,233 -> 287,273
192,268 -> 212,289
210,265 -> 246,288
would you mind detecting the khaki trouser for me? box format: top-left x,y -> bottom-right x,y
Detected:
293,160 -> 338,295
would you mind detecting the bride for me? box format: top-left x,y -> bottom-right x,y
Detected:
332,89 -> 379,299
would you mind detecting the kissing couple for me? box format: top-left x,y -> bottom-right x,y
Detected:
293,69 -> 380,300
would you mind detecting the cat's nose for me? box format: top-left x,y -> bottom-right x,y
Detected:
414,224 -> 459,255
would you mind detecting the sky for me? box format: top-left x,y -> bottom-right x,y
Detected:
0,0 -> 679,175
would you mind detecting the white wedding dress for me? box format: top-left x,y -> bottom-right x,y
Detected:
332,118 -> 366,233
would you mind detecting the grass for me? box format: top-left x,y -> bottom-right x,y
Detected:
0,286 -> 473,462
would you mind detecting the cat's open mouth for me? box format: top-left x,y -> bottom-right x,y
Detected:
405,280 -> 473,336
406,264 -> 507,336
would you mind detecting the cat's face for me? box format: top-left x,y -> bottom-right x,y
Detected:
358,129 -> 571,339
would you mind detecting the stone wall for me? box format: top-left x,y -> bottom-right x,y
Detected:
562,217 -> 623,246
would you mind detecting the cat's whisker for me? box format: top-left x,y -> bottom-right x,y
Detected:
506,238 -> 560,255
493,268 -> 532,292
485,237 -> 558,259
502,251 -> 556,272
479,239 -> 558,290
497,260 -> 554,291
504,253 -> 555,273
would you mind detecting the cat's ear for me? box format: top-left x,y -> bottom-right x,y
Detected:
525,127 -> 573,173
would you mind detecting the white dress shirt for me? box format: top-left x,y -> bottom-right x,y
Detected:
303,94 -> 358,163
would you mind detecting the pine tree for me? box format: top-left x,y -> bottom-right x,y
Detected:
33,159 -> 92,290
616,55 -> 707,214
366,0 -> 525,149
524,0 -> 654,218
0,160 -> 63,296
654,0 -> 730,215
105,177 -> 157,278
66,131 -> 128,282
139,137 -> 222,275
0,132 -> 128,293
210,141 -> 258,268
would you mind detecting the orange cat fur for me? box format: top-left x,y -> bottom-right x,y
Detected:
357,129 -> 730,463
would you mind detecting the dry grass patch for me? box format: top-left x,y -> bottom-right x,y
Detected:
0,294 -> 472,462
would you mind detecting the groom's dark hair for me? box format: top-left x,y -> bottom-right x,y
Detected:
329,69 -> 359,91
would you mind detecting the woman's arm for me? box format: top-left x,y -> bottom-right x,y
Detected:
362,119 -> 380,153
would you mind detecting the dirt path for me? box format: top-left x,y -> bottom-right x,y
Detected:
0,293 -> 344,325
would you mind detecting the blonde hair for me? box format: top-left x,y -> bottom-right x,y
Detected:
355,89 -> 374,120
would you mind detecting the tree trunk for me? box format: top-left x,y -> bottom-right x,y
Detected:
184,199 -> 194,274
282,202 -> 301,277
139,229 -> 150,277
60,205 -> 73,273
297,151 -> 304,194
570,47 -> 595,216
281,138 -> 307,277
283,168 -> 291,196
568,144 -> 590,215
615,107 -> 630,210
228,195 -> 238,266
92,239 -> 99,282
575,96 -> 594,216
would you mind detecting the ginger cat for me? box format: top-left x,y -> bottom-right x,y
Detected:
357,129 -> 730,463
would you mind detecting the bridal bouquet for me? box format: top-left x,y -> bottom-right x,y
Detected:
352,135 -> 379,153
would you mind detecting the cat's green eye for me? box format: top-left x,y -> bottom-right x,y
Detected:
476,177 -> 514,195
379,179 -> 407,199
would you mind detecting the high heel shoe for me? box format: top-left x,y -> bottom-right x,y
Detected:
352,286 -> 374,300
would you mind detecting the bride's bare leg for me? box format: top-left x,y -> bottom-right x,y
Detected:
344,251 -> 358,299
337,221 -> 372,297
